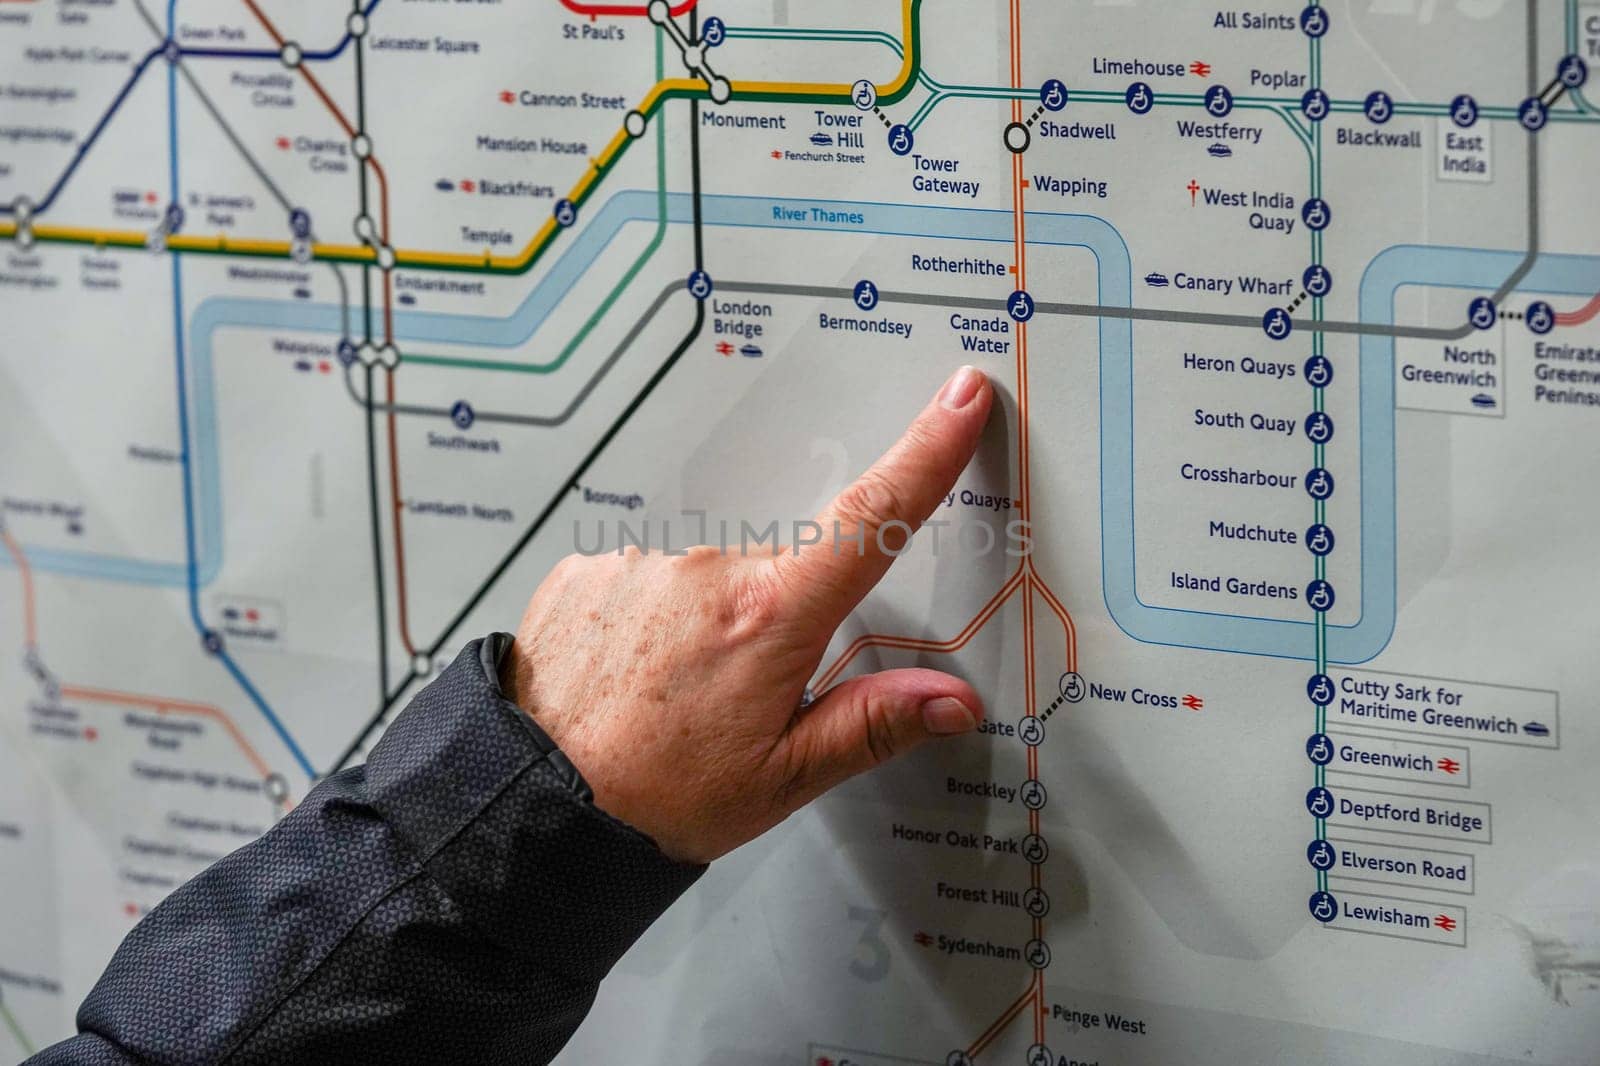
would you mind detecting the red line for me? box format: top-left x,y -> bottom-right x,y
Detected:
59,684 -> 295,810
1556,291 -> 1600,326
1,524 -> 38,651
559,0 -> 697,16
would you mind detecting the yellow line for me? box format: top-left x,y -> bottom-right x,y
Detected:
5,1 -> 919,273
32,223 -> 144,247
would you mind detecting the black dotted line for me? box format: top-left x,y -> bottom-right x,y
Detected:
1287,289 -> 1309,313
870,105 -> 892,128
1025,104 -> 1045,128
1039,692 -> 1068,722
1499,309 -> 1524,321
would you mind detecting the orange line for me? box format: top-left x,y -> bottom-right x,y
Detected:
385,370 -> 419,657
1030,565 -> 1077,673
1008,2 -> 1049,1049
813,566 -> 1025,692
59,683 -> 295,809
242,0 -> 415,659
240,0 -> 284,45
966,983 -> 1035,1058
1556,290 -> 1600,326
0,524 -> 38,651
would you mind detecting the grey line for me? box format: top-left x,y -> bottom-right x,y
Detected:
345,281 -> 683,426
178,68 -> 294,212
660,11 -> 720,82
1491,0 -> 1542,304
354,273 -> 1482,431
1527,0 -> 1538,98
130,0 -> 163,38
132,0 -> 292,211
717,280 -> 1478,341
136,0 -> 346,256
659,12 -> 692,52
328,261 -> 351,339
1489,138 -> 1539,305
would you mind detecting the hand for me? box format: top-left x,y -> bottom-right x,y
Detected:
501,365 -> 994,864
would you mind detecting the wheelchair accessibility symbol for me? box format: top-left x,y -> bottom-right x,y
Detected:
887,123 -> 914,155
1309,890 -> 1339,923
1306,523 -> 1335,557
1526,301 -> 1555,335
1468,296 -> 1497,331
1307,672 -> 1335,706
1306,579 -> 1336,612
853,279 -> 879,311
1305,412 -> 1334,444
1306,787 -> 1335,819
1364,90 -> 1393,124
1302,197 -> 1330,231
1262,307 -> 1293,340
1451,93 -> 1479,128
1304,354 -> 1333,387
1125,81 -> 1153,115
1301,88 -> 1329,122
1303,264 -> 1332,298
1519,97 -> 1548,132
1307,839 -> 1336,871
852,78 -> 877,111
1306,733 -> 1334,766
1040,78 -> 1068,112
553,198 -> 577,227
1299,5 -> 1328,37
1306,467 -> 1335,501
686,270 -> 713,300
1008,289 -> 1036,322
1205,84 -> 1233,117
1558,54 -> 1588,90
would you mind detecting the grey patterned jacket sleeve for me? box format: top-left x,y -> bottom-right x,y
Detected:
28,634 -> 705,1065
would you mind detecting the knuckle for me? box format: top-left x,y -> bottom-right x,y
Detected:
836,468 -> 908,538
770,737 -> 814,809
858,690 -> 901,766
724,565 -> 784,642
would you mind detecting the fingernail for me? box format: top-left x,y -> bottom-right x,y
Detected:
937,365 -> 985,410
922,696 -> 978,735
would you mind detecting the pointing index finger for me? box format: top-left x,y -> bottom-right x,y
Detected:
777,364 -> 993,626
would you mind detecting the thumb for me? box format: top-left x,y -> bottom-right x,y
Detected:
777,668 -> 983,807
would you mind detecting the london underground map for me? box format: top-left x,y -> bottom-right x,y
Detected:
3,0 -> 1600,1062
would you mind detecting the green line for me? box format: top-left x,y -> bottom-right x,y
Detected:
10,1 -> 929,276
403,29 -> 670,373
0,997 -> 35,1058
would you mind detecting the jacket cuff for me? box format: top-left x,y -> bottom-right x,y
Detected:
365,634 -> 705,985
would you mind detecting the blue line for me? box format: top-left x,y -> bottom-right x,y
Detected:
2,0 -> 383,218
166,0 -> 315,780
178,0 -> 382,64
2,46 -> 165,217
181,48 -> 278,60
